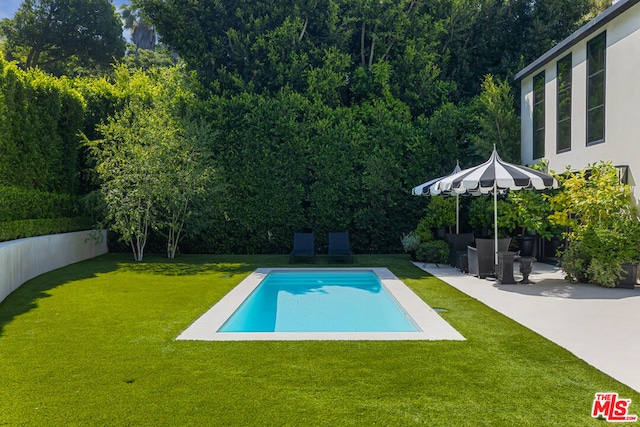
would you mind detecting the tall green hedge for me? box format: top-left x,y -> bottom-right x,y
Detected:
0,58 -> 85,193
0,217 -> 94,242
0,186 -> 97,242
189,90 -> 434,254
0,186 -> 79,221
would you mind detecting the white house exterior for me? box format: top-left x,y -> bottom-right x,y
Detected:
516,0 -> 640,202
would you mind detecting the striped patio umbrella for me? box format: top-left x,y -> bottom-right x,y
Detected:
429,148 -> 558,266
411,162 -> 462,196
412,162 -> 462,233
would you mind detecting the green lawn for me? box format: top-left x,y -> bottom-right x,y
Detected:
0,253 -> 637,426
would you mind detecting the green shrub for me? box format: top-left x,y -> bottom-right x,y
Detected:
415,219 -> 434,243
468,197 -> 493,232
551,162 -> 640,287
78,190 -> 107,224
416,240 -> 449,264
586,258 -> 623,288
400,231 -> 420,253
558,241 -> 590,283
581,219 -> 640,287
0,217 -> 94,242
0,186 -> 79,221
0,60 -> 85,193
419,197 -> 456,232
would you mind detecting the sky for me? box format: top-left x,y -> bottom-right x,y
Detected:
0,0 -> 130,21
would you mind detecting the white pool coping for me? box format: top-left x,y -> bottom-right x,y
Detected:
176,268 -> 465,341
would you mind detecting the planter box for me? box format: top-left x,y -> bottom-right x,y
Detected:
497,251 -> 517,284
515,235 -> 536,257
617,263 -> 639,289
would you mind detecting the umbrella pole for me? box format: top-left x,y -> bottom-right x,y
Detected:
456,195 -> 459,234
494,181 -> 498,268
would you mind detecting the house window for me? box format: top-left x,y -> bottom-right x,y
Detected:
616,165 -> 629,184
587,32 -> 606,145
533,72 -> 545,159
583,165 -> 628,184
556,54 -> 572,153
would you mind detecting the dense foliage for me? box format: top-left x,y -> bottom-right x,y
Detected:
550,162 -> 640,287
0,58 -> 85,193
0,185 -> 93,242
126,0 -> 598,255
0,0 -> 610,255
197,91 -> 429,254
0,186 -> 77,221
0,0 -> 126,76
137,0 -> 595,103
0,217 -> 94,242
90,66 -> 215,260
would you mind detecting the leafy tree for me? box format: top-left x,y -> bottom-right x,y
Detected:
92,102 -> 156,261
0,0 -> 126,76
135,0 -> 450,115
585,0 -> 613,20
134,0 -> 606,116
549,162 -> 635,241
439,0 -> 594,100
418,196 -> 456,233
149,100 -> 214,259
468,74 -> 520,163
549,162 -> 640,287
90,66 -> 213,260
421,101 -> 473,170
122,46 -> 175,71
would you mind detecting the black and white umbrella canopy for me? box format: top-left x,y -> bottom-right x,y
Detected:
412,162 -> 463,233
411,162 -> 462,196
429,149 -> 558,196
427,148 -> 558,268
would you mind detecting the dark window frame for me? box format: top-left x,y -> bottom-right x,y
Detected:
533,71 -> 546,159
556,54 -> 572,153
586,31 -> 606,146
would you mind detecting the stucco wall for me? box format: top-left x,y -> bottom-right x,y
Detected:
0,230 -> 108,304
520,2 -> 640,202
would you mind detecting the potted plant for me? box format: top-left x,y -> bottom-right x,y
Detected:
418,196 -> 456,239
580,219 -> 640,288
558,240 -> 590,283
401,231 -> 421,261
468,197 -> 493,238
506,189 -> 555,256
550,162 -> 640,288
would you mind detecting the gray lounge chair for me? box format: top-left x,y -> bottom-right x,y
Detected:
289,233 -> 315,263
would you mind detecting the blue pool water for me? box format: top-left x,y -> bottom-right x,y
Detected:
218,270 -> 419,333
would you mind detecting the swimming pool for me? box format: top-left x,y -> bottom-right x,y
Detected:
219,270 -> 418,332
177,268 -> 465,341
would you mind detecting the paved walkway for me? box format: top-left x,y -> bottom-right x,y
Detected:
415,261 -> 640,393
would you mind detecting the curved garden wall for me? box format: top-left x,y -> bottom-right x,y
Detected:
0,230 -> 108,304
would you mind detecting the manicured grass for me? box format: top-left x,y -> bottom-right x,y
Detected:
0,253 -> 637,426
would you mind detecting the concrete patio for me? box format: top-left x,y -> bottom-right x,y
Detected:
415,260 -> 640,393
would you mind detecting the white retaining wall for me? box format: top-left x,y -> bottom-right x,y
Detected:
0,230 -> 108,304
